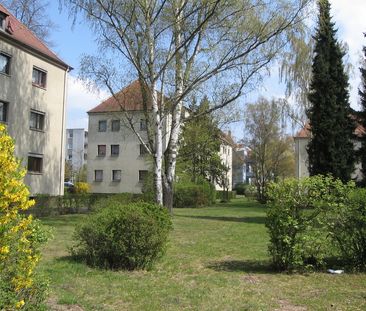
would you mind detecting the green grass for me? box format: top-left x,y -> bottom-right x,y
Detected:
39,198 -> 366,311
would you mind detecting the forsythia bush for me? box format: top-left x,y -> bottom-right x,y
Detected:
74,182 -> 90,194
0,124 -> 48,310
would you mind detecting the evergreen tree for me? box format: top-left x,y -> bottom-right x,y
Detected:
307,0 -> 355,182
359,33 -> 366,184
177,97 -> 227,185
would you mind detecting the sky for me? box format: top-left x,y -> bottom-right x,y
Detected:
43,0 -> 366,139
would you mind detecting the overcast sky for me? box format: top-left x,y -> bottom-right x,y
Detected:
45,0 -> 366,135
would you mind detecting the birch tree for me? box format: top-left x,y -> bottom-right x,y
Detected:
61,0 -> 312,211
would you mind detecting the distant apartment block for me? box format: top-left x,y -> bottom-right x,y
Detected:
87,80 -> 233,194
66,129 -> 88,172
232,144 -> 254,186
0,4 -> 71,195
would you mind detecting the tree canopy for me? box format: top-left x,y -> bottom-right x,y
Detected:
307,0 -> 355,182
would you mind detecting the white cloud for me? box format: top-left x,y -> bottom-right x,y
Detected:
65,75 -> 110,129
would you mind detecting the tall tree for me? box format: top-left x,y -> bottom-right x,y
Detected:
62,0 -> 312,211
359,33 -> 366,184
178,97 -> 227,185
307,0 -> 355,182
244,98 -> 294,202
2,0 -> 56,45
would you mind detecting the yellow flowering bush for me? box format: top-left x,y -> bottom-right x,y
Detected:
74,182 -> 90,194
0,124 -> 48,310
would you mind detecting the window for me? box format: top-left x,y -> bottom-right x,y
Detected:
97,145 -> 106,156
95,170 -> 103,181
0,53 -> 10,75
140,119 -> 147,130
0,101 -> 8,122
98,120 -> 107,132
140,144 -> 148,156
30,110 -> 45,131
111,144 -> 119,156
112,170 -> 121,181
0,13 -> 6,30
68,131 -> 73,138
27,155 -> 43,173
32,67 -> 47,88
111,120 -> 120,132
139,170 -> 148,182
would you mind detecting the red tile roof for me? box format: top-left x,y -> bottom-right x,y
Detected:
0,4 -> 69,69
89,80 -> 163,113
295,122 -> 365,138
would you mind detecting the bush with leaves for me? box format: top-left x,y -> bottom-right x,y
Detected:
71,201 -> 172,270
74,182 -> 90,194
173,179 -> 215,208
266,175 -> 353,271
0,124 -> 49,310
326,188 -> 366,270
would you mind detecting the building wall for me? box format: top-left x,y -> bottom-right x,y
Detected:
294,137 -> 310,179
87,112 -> 154,193
66,129 -> 88,172
295,137 -> 362,181
0,38 -> 67,195
216,143 -> 233,191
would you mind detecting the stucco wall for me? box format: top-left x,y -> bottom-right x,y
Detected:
0,39 -> 67,195
295,137 -> 362,181
216,143 -> 233,191
87,112 -> 154,193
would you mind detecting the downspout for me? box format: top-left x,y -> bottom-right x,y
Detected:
59,67 -> 69,195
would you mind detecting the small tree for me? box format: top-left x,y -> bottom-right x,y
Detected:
307,0 -> 355,182
244,98 -> 294,202
178,97 -> 227,185
0,124 -> 48,310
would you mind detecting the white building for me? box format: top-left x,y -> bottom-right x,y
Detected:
294,123 -> 364,181
0,4 -> 71,195
87,80 -> 233,193
66,129 -> 88,173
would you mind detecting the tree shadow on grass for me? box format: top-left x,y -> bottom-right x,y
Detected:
207,259 -> 274,274
175,215 -> 266,224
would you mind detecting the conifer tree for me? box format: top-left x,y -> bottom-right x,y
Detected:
307,0 -> 355,182
359,33 -> 366,184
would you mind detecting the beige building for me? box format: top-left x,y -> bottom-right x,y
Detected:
294,124 -> 364,181
87,80 -> 233,193
216,132 -> 233,191
0,4 -> 71,195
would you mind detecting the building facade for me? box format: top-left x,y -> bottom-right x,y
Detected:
294,124 -> 364,181
88,80 -> 233,193
66,129 -> 88,174
0,4 -> 70,195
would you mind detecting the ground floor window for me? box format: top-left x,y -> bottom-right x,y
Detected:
112,170 -> 121,181
95,170 -> 103,181
27,154 -> 43,173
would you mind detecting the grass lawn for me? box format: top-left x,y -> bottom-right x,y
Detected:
39,198 -> 366,311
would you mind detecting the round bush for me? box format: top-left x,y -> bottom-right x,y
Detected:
71,201 -> 172,270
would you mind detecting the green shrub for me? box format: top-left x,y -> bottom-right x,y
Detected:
71,201 -> 172,270
233,182 -> 246,195
174,180 -> 215,208
326,188 -> 366,270
91,193 -> 141,212
266,175 -> 353,271
216,190 -> 236,202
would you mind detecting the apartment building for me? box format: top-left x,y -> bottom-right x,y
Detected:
88,80 -> 234,193
0,4 -> 71,195
66,128 -> 88,173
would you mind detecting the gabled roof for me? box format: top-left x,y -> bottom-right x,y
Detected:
88,80 -> 164,113
294,122 -> 365,138
0,4 -> 70,69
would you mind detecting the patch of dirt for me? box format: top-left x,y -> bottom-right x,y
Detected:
275,299 -> 307,311
47,298 -> 85,311
241,274 -> 261,284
